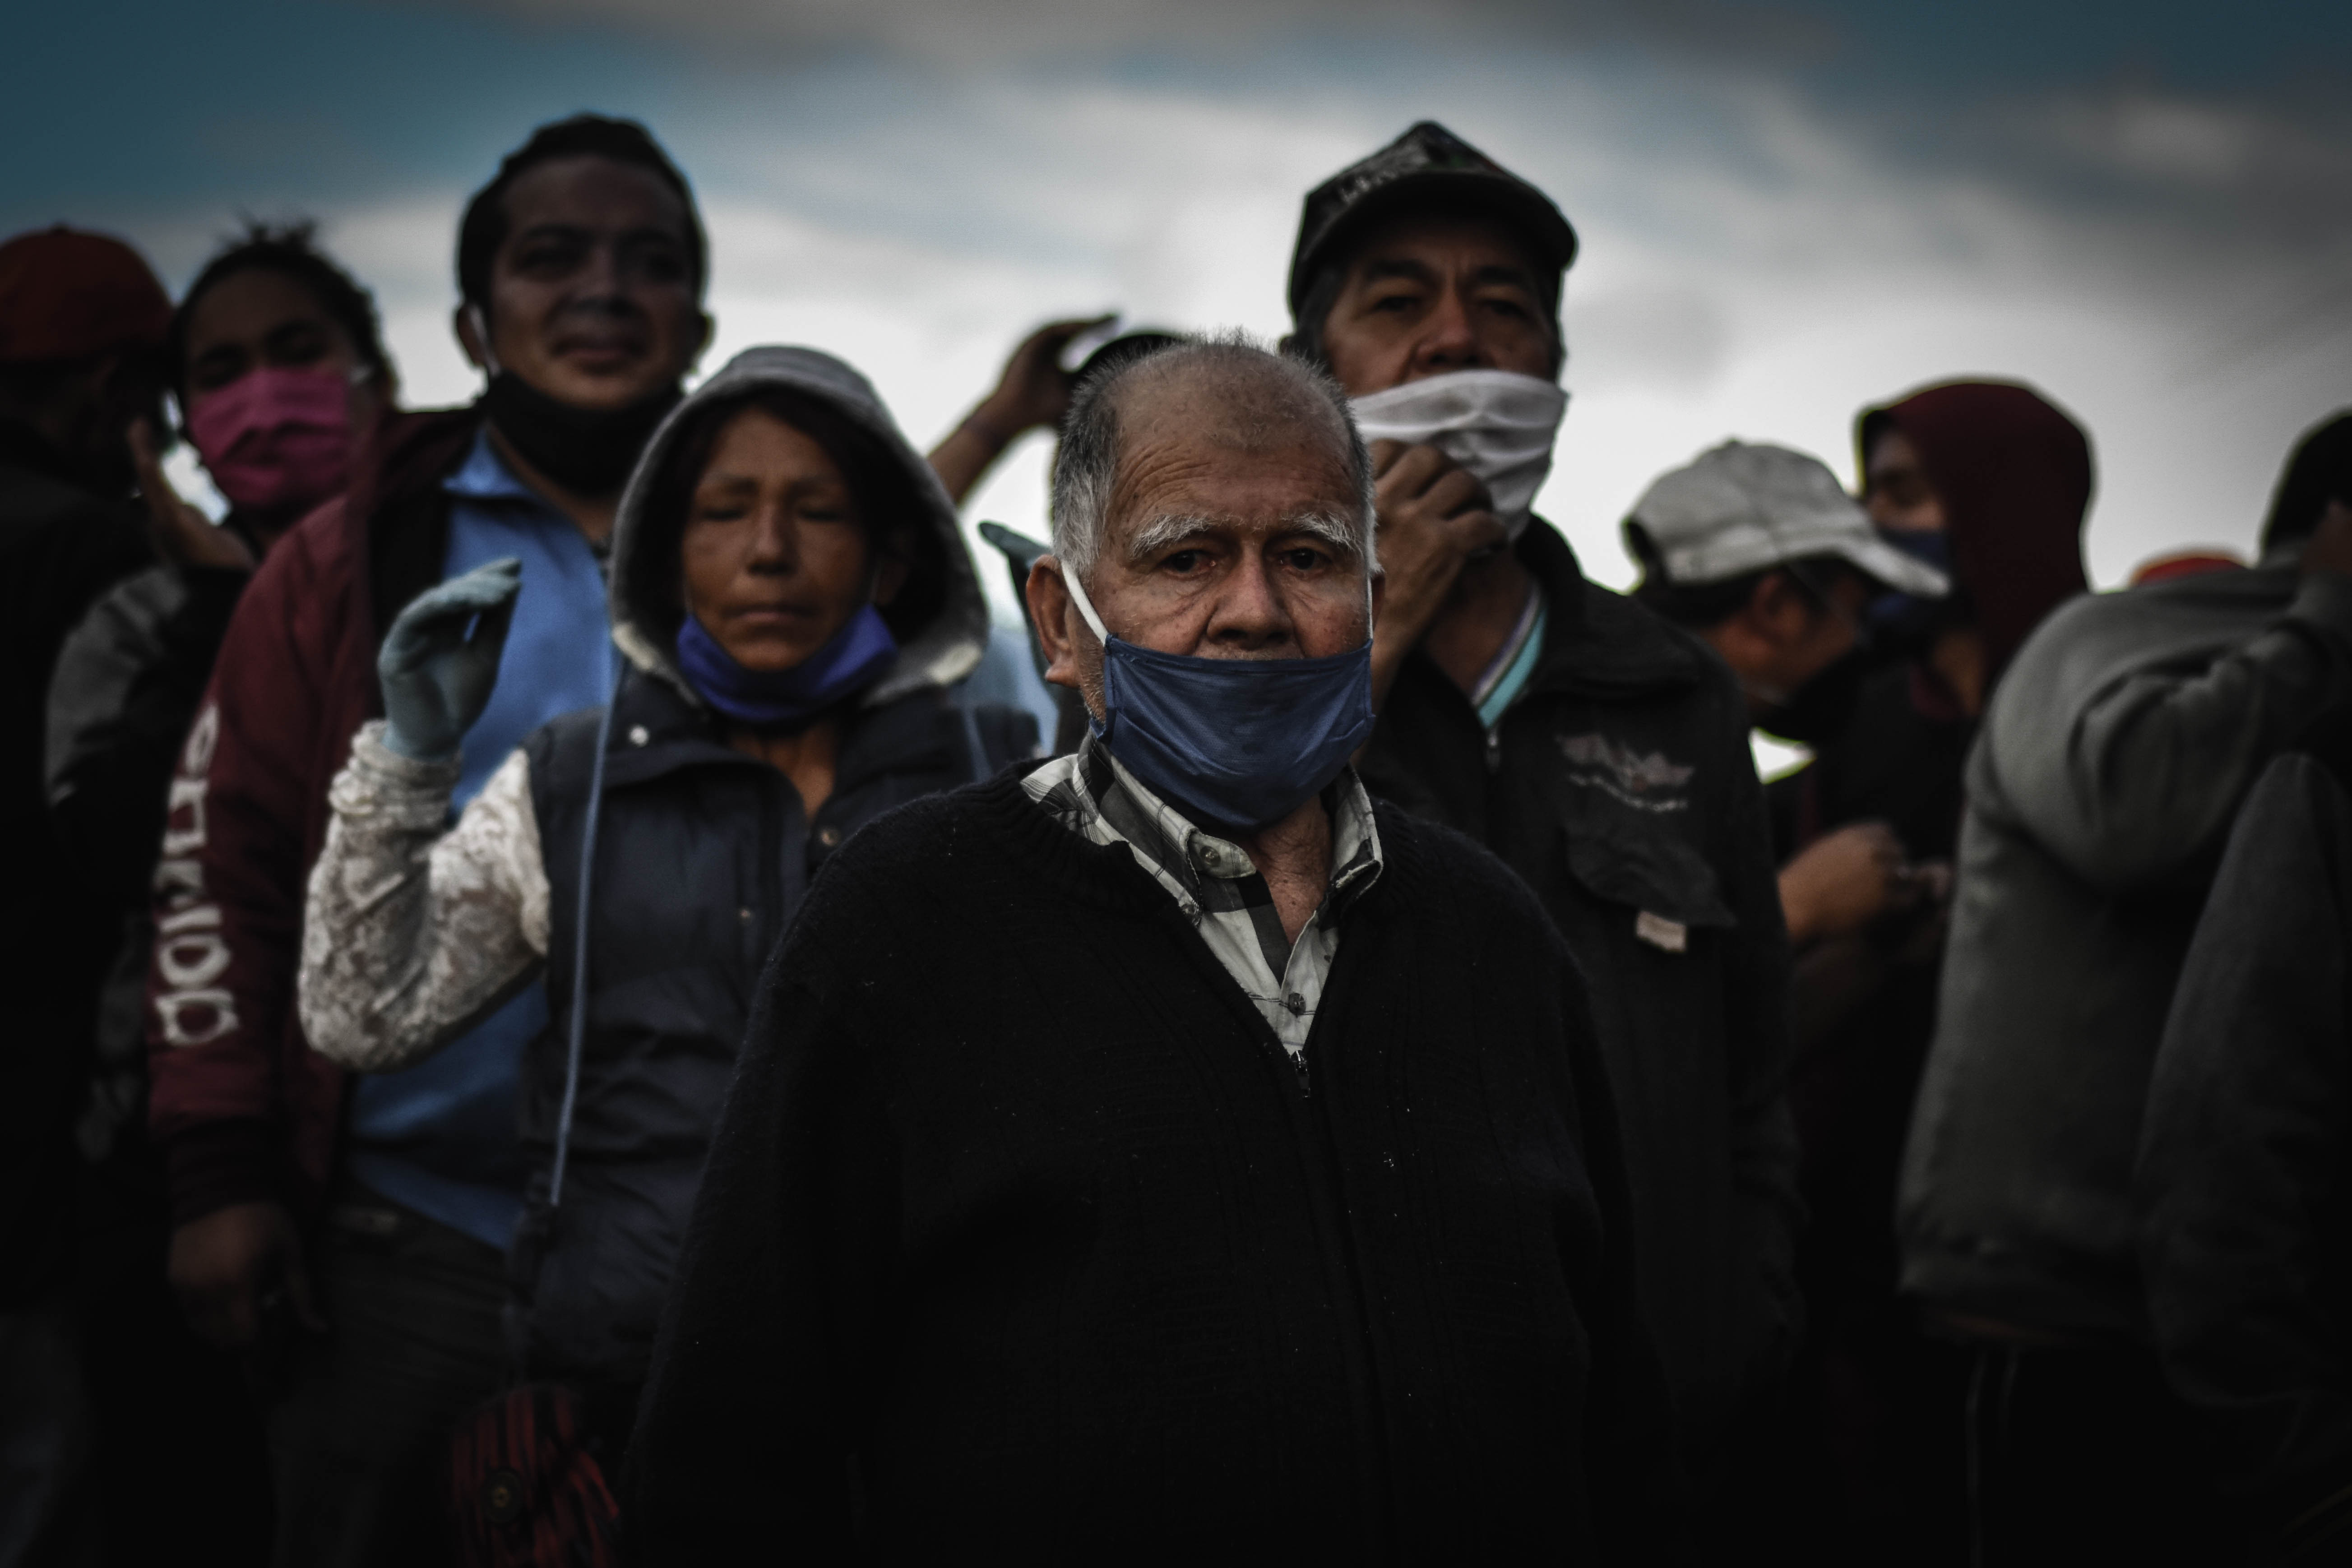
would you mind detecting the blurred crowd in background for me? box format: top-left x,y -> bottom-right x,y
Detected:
3,105 -> 2350,1567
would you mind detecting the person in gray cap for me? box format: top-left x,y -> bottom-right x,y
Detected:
1628,440 -> 1946,738
1626,438 -> 1953,976
1628,437 -> 1975,1557
1285,122 -> 1803,1530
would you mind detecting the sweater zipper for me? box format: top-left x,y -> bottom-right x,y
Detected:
1150,900 -> 1398,1560
755,771 -> 785,969
1287,943 -> 1402,1563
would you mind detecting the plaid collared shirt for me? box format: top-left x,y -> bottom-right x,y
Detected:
1023,736 -> 1385,1065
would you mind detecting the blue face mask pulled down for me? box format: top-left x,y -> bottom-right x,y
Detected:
675,603 -> 897,728
1064,568 -> 1375,836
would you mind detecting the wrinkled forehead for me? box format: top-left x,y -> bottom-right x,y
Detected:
1107,413 -> 1360,547
1336,207 -> 1549,289
1118,356 -> 1353,471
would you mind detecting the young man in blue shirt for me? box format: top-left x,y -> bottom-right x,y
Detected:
148,115 -> 712,1567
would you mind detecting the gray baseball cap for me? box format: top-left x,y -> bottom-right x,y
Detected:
1625,439 -> 1950,597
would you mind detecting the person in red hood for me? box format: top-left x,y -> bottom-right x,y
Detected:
1855,381 -> 2093,713
1761,379 -> 2093,1563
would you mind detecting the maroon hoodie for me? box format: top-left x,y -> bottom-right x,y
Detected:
1859,379 -> 2093,683
145,407 -> 477,1227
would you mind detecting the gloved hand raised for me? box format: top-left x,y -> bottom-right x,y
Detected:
378,557 -> 523,762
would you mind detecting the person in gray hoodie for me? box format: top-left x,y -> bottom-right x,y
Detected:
294,346 -> 1036,1502
1896,409 -> 2352,1563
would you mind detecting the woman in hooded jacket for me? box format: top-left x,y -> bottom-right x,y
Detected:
296,346 -> 1036,1464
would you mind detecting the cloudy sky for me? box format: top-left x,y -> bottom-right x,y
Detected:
9,0 -> 2349,625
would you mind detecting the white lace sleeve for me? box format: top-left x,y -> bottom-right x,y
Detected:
299,723 -> 550,1071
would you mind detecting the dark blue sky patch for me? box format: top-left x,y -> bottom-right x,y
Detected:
11,0 -> 2345,242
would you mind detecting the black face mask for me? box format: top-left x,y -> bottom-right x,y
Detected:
483,372 -> 681,495
1757,643 -> 1876,748
1862,528 -> 1956,658
1864,590 -> 1948,661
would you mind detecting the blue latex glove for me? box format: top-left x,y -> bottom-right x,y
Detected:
377,557 -> 523,762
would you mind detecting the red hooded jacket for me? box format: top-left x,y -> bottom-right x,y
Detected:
145,407 -> 477,1226
1860,380 -> 2093,683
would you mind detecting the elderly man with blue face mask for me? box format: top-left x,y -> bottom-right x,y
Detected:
1287,124 -> 1803,1538
626,335 -> 1684,1562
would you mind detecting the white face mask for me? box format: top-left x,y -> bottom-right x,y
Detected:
1348,368 -> 1569,541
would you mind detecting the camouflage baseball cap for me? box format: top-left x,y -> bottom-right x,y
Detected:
1287,120 -> 1579,317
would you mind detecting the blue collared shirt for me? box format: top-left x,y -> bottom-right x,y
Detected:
344,430 -> 615,1249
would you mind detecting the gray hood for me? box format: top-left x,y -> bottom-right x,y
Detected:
607,345 -> 988,708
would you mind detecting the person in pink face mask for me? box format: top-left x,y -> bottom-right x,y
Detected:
136,221 -> 398,569
37,222 -> 397,1566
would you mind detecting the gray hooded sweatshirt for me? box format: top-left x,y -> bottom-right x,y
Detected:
1898,563 -> 2352,1338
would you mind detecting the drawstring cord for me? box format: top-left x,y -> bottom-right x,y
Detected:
547,644 -> 621,1210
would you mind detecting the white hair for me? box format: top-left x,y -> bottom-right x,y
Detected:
1049,329 -> 1375,583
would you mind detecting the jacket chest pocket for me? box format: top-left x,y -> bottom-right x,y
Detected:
1553,744 -> 1734,955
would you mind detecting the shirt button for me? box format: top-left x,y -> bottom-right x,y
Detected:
628,725 -> 649,747
1286,992 -> 1306,1015
816,825 -> 842,848
738,907 -> 754,924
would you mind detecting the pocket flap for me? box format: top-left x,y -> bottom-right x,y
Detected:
1561,808 -> 1737,931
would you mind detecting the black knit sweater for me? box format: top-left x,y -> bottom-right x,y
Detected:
625,773 -> 1683,1563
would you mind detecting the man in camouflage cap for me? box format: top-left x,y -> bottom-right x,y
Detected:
1287,123 -> 1802,1533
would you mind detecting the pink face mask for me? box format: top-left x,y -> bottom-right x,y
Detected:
186,365 -> 356,513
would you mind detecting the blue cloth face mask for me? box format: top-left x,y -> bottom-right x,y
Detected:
675,603 -> 898,728
1062,565 -> 1375,835
1865,527 -> 1954,648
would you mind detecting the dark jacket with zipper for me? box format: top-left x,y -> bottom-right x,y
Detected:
515,667 -> 1032,1391
626,774 -> 1685,1564
1357,520 -> 1801,1466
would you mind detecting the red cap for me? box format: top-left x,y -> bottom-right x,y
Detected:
0,226 -> 172,364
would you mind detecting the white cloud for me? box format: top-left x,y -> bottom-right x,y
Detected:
2045,87 -> 2352,199
120,31 -> 2350,625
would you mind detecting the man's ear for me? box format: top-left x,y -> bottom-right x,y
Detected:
1746,569 -> 1810,648
454,304 -> 490,374
1027,556 -> 1083,692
